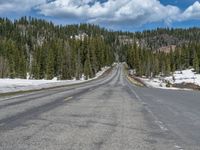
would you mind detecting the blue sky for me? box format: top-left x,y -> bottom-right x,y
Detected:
160,0 -> 199,9
0,0 -> 200,31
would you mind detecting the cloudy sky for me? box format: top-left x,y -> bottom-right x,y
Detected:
0,0 -> 200,31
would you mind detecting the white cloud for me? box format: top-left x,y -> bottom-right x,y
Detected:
0,0 -> 46,14
181,1 -> 200,21
1,0 -> 200,27
36,0 -> 181,26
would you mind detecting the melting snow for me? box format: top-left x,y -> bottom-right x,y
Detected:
139,69 -> 200,90
0,66 -> 110,94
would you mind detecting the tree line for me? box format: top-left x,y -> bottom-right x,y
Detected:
1,17 -> 200,79
0,17 -> 114,79
126,42 -> 200,77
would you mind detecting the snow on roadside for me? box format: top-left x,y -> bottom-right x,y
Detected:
0,66 -> 110,94
165,69 -> 200,86
140,78 -> 167,88
139,78 -> 180,90
139,69 -> 200,90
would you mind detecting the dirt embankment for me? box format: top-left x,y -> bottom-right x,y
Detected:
128,74 -> 147,87
172,83 -> 200,91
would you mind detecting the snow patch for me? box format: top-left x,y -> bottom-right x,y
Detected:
141,78 -> 167,88
165,69 -> 200,86
0,66 -> 110,94
139,68 -> 200,90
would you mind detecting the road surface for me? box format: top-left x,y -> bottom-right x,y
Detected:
0,64 -> 200,150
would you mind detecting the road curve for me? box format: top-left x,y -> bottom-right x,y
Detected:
0,64 -> 200,150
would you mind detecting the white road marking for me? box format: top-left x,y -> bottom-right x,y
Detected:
0,94 -> 26,101
174,145 -> 184,150
64,96 -> 73,101
127,79 -> 169,131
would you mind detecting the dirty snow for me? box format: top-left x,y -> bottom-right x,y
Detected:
140,78 -> 168,89
165,69 -> 200,86
139,69 -> 200,90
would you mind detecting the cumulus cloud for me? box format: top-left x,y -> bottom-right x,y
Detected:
36,0 -> 182,26
1,0 -> 200,27
89,0 -> 180,26
181,1 -> 200,21
0,0 -> 46,14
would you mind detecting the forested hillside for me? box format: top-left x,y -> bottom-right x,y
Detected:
0,17 -> 115,79
126,28 -> 200,77
0,17 -> 200,79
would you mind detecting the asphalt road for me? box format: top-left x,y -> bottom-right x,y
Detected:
0,64 -> 200,150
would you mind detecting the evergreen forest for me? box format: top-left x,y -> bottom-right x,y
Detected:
0,17 -> 200,79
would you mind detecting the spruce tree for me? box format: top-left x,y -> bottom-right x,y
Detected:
46,48 -> 54,80
193,50 -> 200,73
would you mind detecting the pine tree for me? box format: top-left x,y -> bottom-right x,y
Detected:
193,50 -> 200,73
46,48 -> 54,80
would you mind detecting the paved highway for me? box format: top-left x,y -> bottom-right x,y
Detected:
0,64 -> 200,150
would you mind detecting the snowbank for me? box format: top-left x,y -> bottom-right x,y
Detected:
139,69 -> 200,90
140,78 -> 167,89
165,69 -> 200,86
139,78 -> 180,90
0,66 -> 110,94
